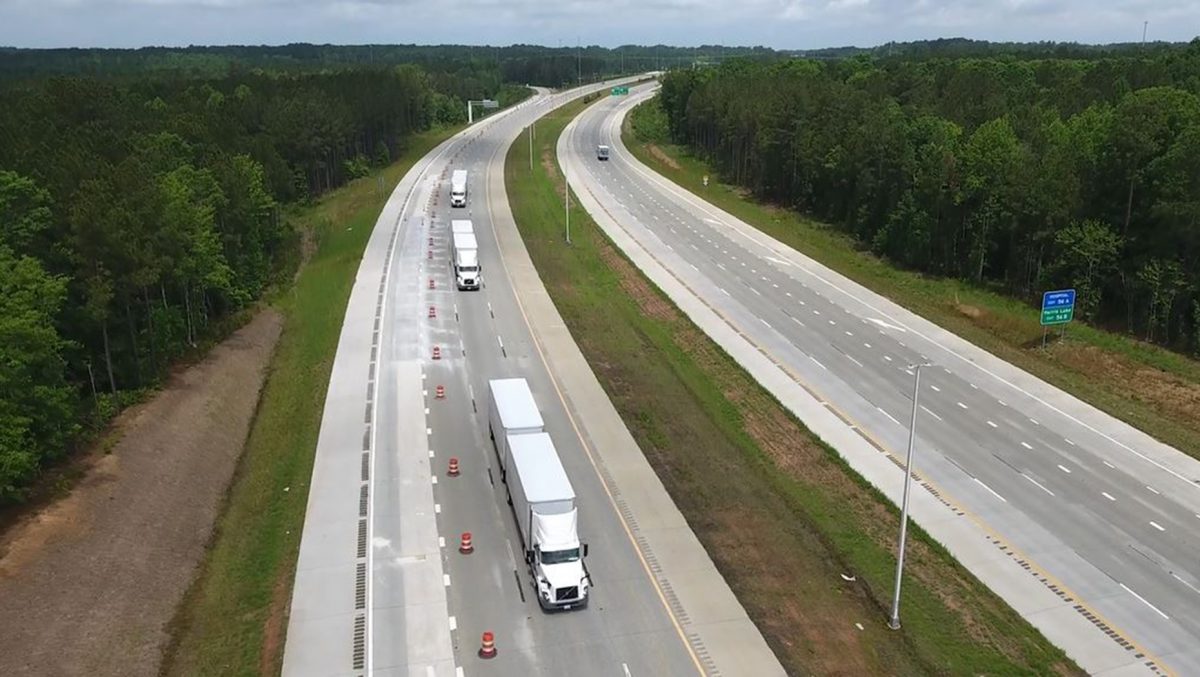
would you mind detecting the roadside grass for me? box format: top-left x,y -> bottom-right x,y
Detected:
162,125 -> 460,676
624,100 -> 1200,461
508,101 -> 1079,674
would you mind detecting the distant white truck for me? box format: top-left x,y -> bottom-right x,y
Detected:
596,144 -> 610,161
450,170 -> 468,207
451,231 -> 480,290
488,378 -> 544,476
503,431 -> 590,610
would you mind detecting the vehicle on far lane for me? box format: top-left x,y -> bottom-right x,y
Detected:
450,169 -> 468,207
596,144 -> 610,161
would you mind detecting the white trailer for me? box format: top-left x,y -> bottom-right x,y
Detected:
505,432 -> 590,610
451,231 -> 480,290
450,170 -> 468,207
488,378 -> 544,477
451,219 -> 474,236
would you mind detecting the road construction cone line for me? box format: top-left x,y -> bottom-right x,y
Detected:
459,532 -> 474,554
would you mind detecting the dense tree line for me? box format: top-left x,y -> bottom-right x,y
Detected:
655,40 -> 1200,352
0,43 -> 775,85
0,61 -> 525,502
796,37 -> 1190,61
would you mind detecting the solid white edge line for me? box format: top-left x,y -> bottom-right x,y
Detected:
1023,474 -> 1055,496
920,405 -> 943,421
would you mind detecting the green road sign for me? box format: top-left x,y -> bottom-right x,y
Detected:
1040,289 -> 1076,326
611,86 -> 629,96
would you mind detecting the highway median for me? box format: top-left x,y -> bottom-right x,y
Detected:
507,97 -> 1080,674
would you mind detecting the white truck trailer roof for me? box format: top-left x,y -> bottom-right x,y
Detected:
488,378 -> 544,432
451,219 -> 474,235
451,169 -> 468,184
452,231 -> 478,250
508,432 -> 575,512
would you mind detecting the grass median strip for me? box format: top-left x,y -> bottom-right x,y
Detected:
162,126 -> 458,676
508,99 -> 1080,674
624,99 -> 1200,461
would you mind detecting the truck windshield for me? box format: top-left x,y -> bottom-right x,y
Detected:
541,547 -> 580,565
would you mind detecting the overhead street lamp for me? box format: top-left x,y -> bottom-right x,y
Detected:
889,361 -> 932,630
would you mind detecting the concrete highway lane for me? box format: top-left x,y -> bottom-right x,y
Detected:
562,85 -> 1200,675
285,80 -> 783,677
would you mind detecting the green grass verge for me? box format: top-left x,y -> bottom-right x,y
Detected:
162,125 -> 460,676
624,99 -> 1200,461
507,100 -> 1079,674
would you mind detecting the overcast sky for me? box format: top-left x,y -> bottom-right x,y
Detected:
1,0 -> 1197,50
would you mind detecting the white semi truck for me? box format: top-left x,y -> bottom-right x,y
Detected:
451,219 -> 474,236
503,431 -> 590,610
451,231 -> 480,290
487,378 -> 543,477
450,170 -> 468,207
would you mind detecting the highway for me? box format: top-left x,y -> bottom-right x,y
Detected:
562,84 -> 1200,676
284,81 -> 782,677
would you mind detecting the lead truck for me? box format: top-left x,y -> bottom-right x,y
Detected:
488,378 -> 590,610
450,170 -> 468,207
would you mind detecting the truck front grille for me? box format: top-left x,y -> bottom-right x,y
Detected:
555,586 -> 579,602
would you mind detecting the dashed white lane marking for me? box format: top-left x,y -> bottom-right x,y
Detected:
957,401 -> 968,410
998,400 -> 1008,407
786,292 -> 792,297
883,355 -> 893,362
448,616 -> 457,631
1147,485 -> 1160,495
425,408 -> 430,415
1024,474 -> 1055,496
791,316 -> 805,327
1058,464 -> 1072,474
717,263 -> 726,270
443,574 -> 451,587
812,308 -> 819,314
864,342 -> 872,349
970,383 -> 978,389
773,283 -> 780,289
719,287 -> 730,296
1102,492 -> 1116,501
431,475 -> 438,485
439,536 -> 446,547
930,384 -> 940,392
877,407 -> 901,425
1020,442 -> 1033,449
1172,572 -> 1200,596
846,354 -> 864,367
426,427 -> 433,435
920,405 -> 943,421
974,478 -> 1007,502
1065,438 -> 1076,445
828,320 -> 836,326
760,318 -> 772,329
845,330 -> 853,336
811,357 -> 827,370
1121,583 -> 1170,620
1030,418 -> 1040,425
689,263 -> 699,271
750,287 -> 762,296
987,420 -> 998,428
1103,460 -> 1116,469
434,503 -> 441,513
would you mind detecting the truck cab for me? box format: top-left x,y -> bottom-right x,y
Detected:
452,231 -> 480,290
450,170 -> 468,207
596,144 -> 610,161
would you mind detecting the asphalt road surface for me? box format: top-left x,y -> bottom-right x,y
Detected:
561,84 -> 1200,676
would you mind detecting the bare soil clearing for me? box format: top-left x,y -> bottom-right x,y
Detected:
0,310 -> 283,677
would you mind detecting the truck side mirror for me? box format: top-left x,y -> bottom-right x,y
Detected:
583,543 -> 589,557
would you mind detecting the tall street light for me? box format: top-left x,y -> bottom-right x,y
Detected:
889,361 -> 932,630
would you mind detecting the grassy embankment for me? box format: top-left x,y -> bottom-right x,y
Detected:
163,125 -> 460,676
624,100 -> 1200,461
506,99 -> 1080,674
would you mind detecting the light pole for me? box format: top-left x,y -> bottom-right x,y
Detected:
564,126 -> 571,245
889,361 -> 931,630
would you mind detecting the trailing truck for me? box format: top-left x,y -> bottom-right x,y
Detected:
450,170 -> 468,207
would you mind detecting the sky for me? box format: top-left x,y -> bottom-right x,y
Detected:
1,0 -> 1198,50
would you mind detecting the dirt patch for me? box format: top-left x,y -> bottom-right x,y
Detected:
956,302 -> 985,320
258,571 -> 292,676
0,309 -> 284,677
647,143 -> 681,171
541,149 -> 562,192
